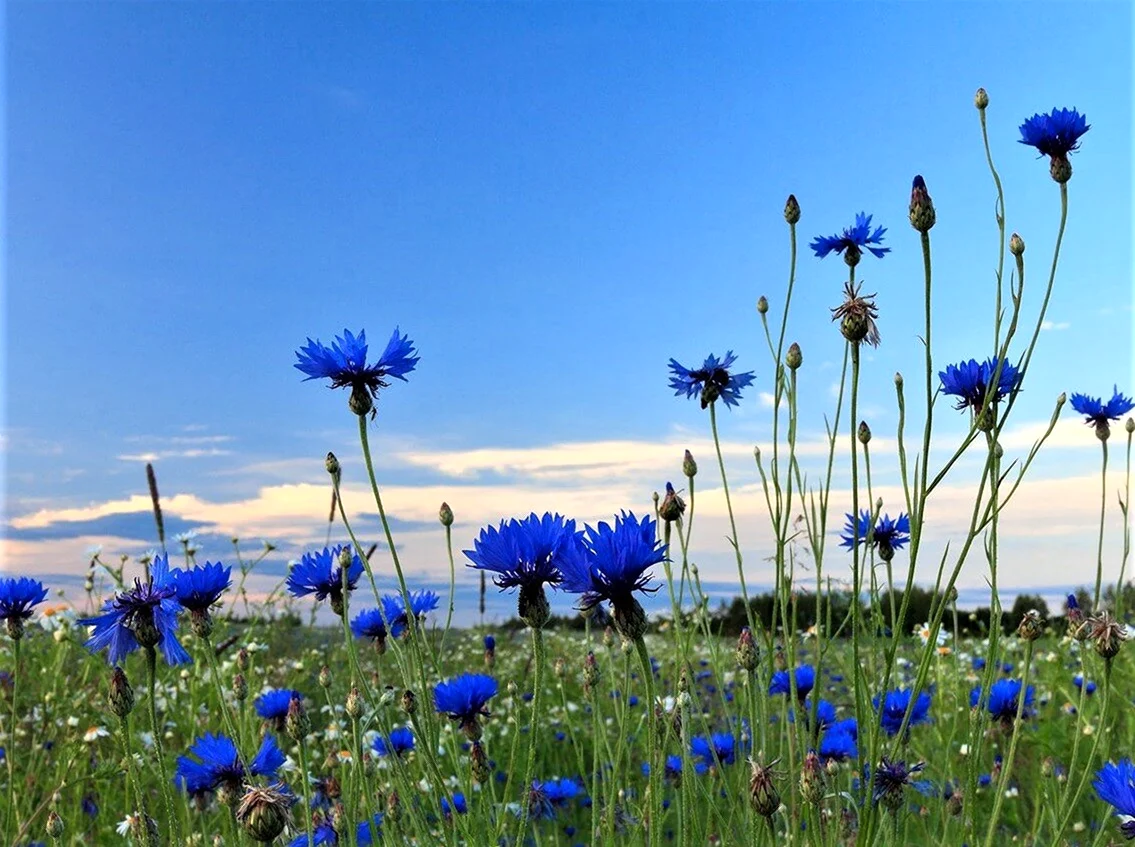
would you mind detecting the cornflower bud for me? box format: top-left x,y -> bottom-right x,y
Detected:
659,482 -> 686,523
784,194 -> 801,225
799,752 -> 825,806
582,652 -> 600,696
325,451 -> 341,479
402,689 -> 417,716
1009,233 -> 1025,256
346,686 -> 362,719
908,175 -> 936,233
109,667 -> 135,718
974,87 -> 989,110
45,811 -> 64,840
858,421 -> 871,445
735,627 -> 758,673
233,673 -> 248,702
757,296 -> 769,315
285,697 -> 310,741
749,758 -> 782,818
318,666 -> 332,689
786,342 -> 802,371
237,784 -> 292,843
236,647 -> 250,672
439,502 -> 454,527
1017,609 -> 1044,641
683,450 -> 698,478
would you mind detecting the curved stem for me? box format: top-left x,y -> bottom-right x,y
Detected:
296,737 -> 315,846
442,523 -> 457,654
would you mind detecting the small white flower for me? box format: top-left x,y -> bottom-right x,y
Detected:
83,726 -> 110,743
116,814 -> 138,836
67,717 -> 80,728
914,622 -> 947,647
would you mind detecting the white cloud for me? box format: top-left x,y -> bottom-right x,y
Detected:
1040,320 -> 1070,331
117,449 -> 232,462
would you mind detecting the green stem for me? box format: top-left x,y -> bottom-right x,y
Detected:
4,637 -> 19,836
146,647 -> 180,846
442,522 -> 457,654
1054,660 -> 1112,843
636,638 -> 661,847
296,738 -> 315,846
1094,440 -> 1109,610
982,639 -> 1035,847
513,627 -> 545,845
709,402 -> 757,640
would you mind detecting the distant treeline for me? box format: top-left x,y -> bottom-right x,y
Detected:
499,583 -> 1135,638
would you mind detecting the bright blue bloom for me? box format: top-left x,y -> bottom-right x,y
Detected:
174,733 -> 283,797
810,212 -> 890,261
667,351 -> 756,410
1074,674 -> 1098,695
972,656 -> 987,671
0,577 -> 48,629
484,634 -> 495,651
79,553 -> 190,666
171,562 -> 232,613
559,512 -> 665,614
287,815 -> 383,847
769,665 -> 815,699
1070,387 -> 1135,429
691,733 -> 736,767
465,513 -> 585,592
840,511 -> 911,555
971,679 -> 1035,722
255,689 -> 303,723
939,357 -> 1020,413
530,777 -> 580,819
384,590 -> 440,634
790,698 -> 837,731
350,607 -> 393,643
1019,108 -> 1090,159
295,327 -> 419,403
1066,594 -> 1080,611
286,546 -> 364,607
819,728 -> 858,761
440,792 -> 468,816
373,727 -> 415,758
1094,759 -> 1135,839
434,674 -> 498,731
874,689 -> 932,737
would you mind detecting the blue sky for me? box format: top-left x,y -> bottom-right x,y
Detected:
3,2 -> 1132,624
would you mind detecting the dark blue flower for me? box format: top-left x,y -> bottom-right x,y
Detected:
810,213 -> 890,263
79,554 -> 190,666
373,727 -> 415,758
286,546 -> 364,612
1073,674 -> 1098,695
350,607 -> 393,643
434,673 -> 498,738
1070,387 -> 1135,439
819,728 -> 858,762
939,358 -> 1021,415
484,634 -> 496,651
377,590 -> 440,637
668,352 -> 756,410
287,814 -> 383,847
691,733 -> 736,767
971,678 -> 1034,722
874,689 -> 932,737
464,513 -> 585,621
0,577 -> 48,638
255,689 -> 303,727
840,511 -> 910,561
872,757 -> 926,808
790,698 -> 837,731
440,792 -> 468,816
295,328 -> 419,416
769,665 -> 815,699
172,562 -> 232,613
559,512 -> 665,640
175,733 -> 283,797
1094,759 -> 1135,839
529,777 -> 579,819
1019,108 -> 1090,159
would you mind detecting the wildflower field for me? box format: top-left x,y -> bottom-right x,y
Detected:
2,92 -> 1134,847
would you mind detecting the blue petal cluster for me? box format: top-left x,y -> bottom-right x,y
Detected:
810,213 -> 890,260
286,546 -> 364,604
372,726 -> 415,758
840,511 -> 911,553
465,512 -> 584,592
440,793 -> 468,816
1094,759 -> 1135,840
1018,108 -> 1090,158
667,352 -> 756,410
1070,387 -> 1135,426
287,814 -> 383,847
79,554 -> 190,666
0,577 -> 49,625
295,328 -> 418,397
434,673 -> 498,728
559,512 -> 665,613
971,678 -> 1035,722
174,733 -> 284,797
874,689 -> 932,737
769,665 -> 815,699
172,562 -> 232,613
255,689 -> 303,722
690,733 -> 737,767
939,357 -> 1021,413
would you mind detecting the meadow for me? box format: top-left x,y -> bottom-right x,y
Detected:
1,91 -> 1133,847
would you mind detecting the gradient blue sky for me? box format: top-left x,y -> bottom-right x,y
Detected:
3,2 -> 1133,624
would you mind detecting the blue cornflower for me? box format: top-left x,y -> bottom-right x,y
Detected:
434,673 -> 498,740
1018,108 -> 1089,182
440,792 -> 468,817
172,562 -> 231,613
971,678 -> 1035,724
559,512 -> 666,641
256,689 -> 303,730
840,511 -> 911,562
667,351 -> 756,410
295,327 -> 418,417
691,733 -> 736,767
174,733 -> 284,798
810,212 -> 890,266
529,778 -> 579,819
769,665 -> 815,700
0,577 -> 48,640
1073,674 -> 1098,695
872,757 -> 926,809
287,815 -> 383,847
790,698 -> 837,731
382,590 -> 440,636
819,728 -> 858,762
939,357 -> 1021,420
79,554 -> 190,666
373,727 -> 415,758
286,546 -> 364,615
874,689 -> 932,737
484,634 -> 496,651
1094,759 -> 1135,840
350,607 -> 393,646
465,512 -> 585,628
1070,387 -> 1135,440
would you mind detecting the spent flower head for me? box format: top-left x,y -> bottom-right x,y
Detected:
831,281 -> 880,347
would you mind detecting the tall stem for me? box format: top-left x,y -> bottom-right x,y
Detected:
4,637 -> 18,835
982,640 -> 1035,847
296,737 -> 315,846
513,627 -> 545,845
709,402 -> 756,639
441,522 -> 457,654
146,647 -> 180,845
636,638 -> 661,847
1094,440 -> 1109,610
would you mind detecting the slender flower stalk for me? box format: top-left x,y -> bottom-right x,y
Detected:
982,639 -> 1035,847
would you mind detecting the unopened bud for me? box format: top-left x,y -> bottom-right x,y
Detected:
583,652 -> 600,695
894,372 -> 903,388
346,687 -> 362,719
325,452 -> 341,479
800,752 -> 825,806
439,502 -> 454,527
858,421 -> 871,445
1125,417 -> 1134,434
1017,609 -> 1044,642
233,673 -> 248,702
45,810 -> 64,839
659,482 -> 686,523
385,790 -> 401,824
784,194 -> 801,225
757,296 -> 769,315
285,698 -> 310,741
554,657 -> 566,679
1010,233 -> 1025,256
318,666 -> 331,689
402,689 -> 417,716
735,627 -> 758,673
785,342 -> 802,371
237,648 -> 250,672
109,667 -> 135,718
683,450 -> 697,478
909,175 -> 936,233
974,87 -> 989,110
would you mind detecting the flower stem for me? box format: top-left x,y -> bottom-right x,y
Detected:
296,737 -> 315,847
1093,440 -> 1109,610
635,637 -> 661,847
982,639 -> 1034,847
145,646 -> 180,846
441,521 -> 457,655
4,637 -> 19,835
709,402 -> 757,640
513,626 -> 545,845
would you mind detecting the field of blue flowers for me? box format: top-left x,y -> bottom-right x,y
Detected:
2,92 -> 1134,847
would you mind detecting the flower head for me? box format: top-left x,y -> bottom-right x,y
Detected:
872,757 -> 926,810
79,554 -> 190,666
440,793 -> 468,817
559,512 -> 666,640
1019,108 -> 1089,182
1094,759 -> 1135,840
382,590 -> 441,636
434,673 -> 498,740
295,327 -> 419,417
874,689 -> 932,737
256,689 -> 303,730
810,212 -> 890,266
830,281 -> 881,347
667,352 -> 756,410
172,562 -> 231,613
840,511 -> 910,562
1070,387 -> 1135,441
971,678 -> 1034,724
819,728 -> 858,762
174,733 -> 284,800
769,665 -> 815,700
691,733 -> 737,767
286,546 -> 364,615
939,357 -> 1021,423
372,727 -> 415,758
0,577 -> 49,640
236,783 -> 295,843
